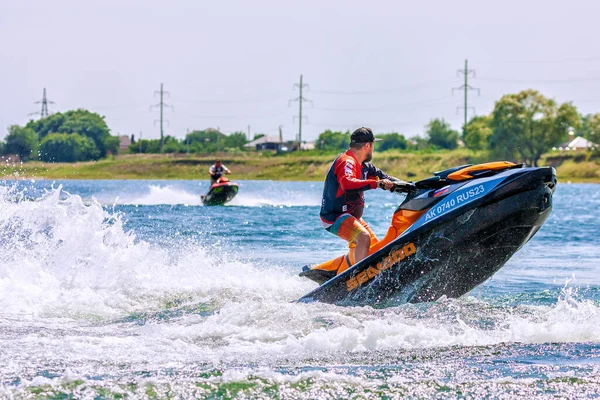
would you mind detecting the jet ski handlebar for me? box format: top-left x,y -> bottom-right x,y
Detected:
388,176 -> 448,193
386,175 -> 455,194
390,180 -> 418,193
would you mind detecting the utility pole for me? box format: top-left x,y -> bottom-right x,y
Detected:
29,88 -> 54,119
150,83 -> 173,153
139,131 -> 143,153
247,125 -> 251,141
186,128 -> 189,155
452,59 -> 480,136
278,125 -> 283,151
289,74 -> 310,151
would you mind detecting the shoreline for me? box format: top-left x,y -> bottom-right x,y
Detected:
2,151 -> 599,184
4,176 -> 599,184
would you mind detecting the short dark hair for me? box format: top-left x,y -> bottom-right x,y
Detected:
349,142 -> 369,150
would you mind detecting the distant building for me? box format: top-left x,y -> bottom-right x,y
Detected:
244,135 -> 316,152
300,141 -> 315,150
244,135 -> 286,151
119,135 -> 132,151
554,136 -> 598,151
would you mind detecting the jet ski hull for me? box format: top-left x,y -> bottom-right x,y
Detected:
201,182 -> 239,206
298,166 -> 555,306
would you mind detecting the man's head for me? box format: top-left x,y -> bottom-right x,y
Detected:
215,160 -> 222,166
349,127 -> 380,163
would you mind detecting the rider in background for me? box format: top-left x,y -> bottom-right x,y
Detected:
208,160 -> 231,185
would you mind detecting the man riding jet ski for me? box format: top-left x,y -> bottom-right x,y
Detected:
317,127 -> 415,273
201,160 -> 239,206
299,161 -> 556,306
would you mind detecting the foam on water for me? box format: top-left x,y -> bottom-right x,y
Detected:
2,182 -> 600,371
111,182 -> 321,207
119,184 -> 203,206
0,184 -> 310,320
229,192 -> 319,207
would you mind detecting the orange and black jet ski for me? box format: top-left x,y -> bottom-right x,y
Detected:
201,176 -> 239,206
298,162 -> 556,306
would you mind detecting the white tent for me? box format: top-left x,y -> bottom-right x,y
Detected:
243,135 -> 283,148
555,136 -> 598,151
567,136 -> 596,149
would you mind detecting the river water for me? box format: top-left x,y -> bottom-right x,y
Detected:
1,179 -> 599,398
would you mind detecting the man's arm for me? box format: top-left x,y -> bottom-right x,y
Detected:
334,157 -> 377,193
364,162 -> 391,180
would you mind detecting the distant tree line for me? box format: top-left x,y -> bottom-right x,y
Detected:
2,89 -> 599,165
316,119 -> 460,153
130,129 -> 249,154
316,89 -> 599,167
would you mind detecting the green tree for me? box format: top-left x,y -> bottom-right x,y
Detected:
184,129 -> 226,153
224,131 -> 248,150
490,90 -> 580,166
39,133 -> 100,162
252,133 -> 265,141
3,125 -> 39,160
425,119 -> 459,150
25,113 -> 66,139
162,136 -> 181,153
580,114 -> 600,145
129,139 -> 162,153
26,109 -> 115,157
377,132 -> 407,151
105,136 -> 120,155
463,115 -> 493,151
316,130 -> 349,151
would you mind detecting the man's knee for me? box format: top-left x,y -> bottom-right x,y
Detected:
355,231 -> 371,247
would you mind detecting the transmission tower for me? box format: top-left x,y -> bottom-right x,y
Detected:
28,88 -> 54,119
452,59 -> 480,135
289,74 -> 311,150
150,83 -> 173,153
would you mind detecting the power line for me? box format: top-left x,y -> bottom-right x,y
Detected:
307,121 -> 413,129
310,80 -> 451,95
452,59 -> 480,135
289,74 -> 311,150
176,96 -> 287,104
179,111 -> 285,119
476,56 -> 600,65
150,83 -> 173,153
477,76 -> 600,84
28,88 -> 54,119
83,103 -> 141,110
311,96 -> 454,112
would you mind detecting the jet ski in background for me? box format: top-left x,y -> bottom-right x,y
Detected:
298,161 -> 556,306
201,176 -> 239,206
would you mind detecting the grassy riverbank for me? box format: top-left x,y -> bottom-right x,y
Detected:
2,149 -> 599,183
